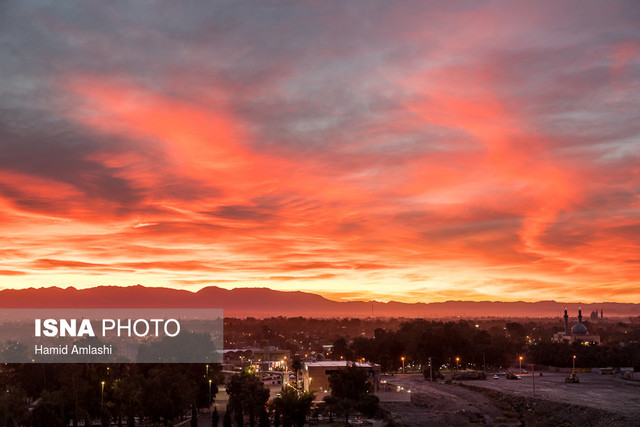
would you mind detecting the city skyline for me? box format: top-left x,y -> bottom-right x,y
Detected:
0,1 -> 639,303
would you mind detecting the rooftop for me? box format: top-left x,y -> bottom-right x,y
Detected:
304,360 -> 379,368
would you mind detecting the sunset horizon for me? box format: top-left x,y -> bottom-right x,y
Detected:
3,284 -> 640,320
1,283 -> 637,306
1,1 -> 639,304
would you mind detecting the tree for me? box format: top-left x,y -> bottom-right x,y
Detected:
226,371 -> 270,427
211,406 -> 220,426
323,366 -> 379,424
356,394 -> 380,418
258,408 -> 270,427
506,322 -> 527,341
191,405 -> 198,427
31,390 -> 64,427
330,337 -> 353,361
272,387 -> 315,427
274,405 -> 281,427
140,365 -> 192,425
290,356 -> 303,387
222,408 -> 232,427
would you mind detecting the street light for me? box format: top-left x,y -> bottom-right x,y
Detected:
208,379 -> 212,419
401,357 -> 405,374
572,355 -> 576,373
519,356 -> 523,373
101,381 -> 105,410
5,389 -> 8,427
455,357 -> 460,372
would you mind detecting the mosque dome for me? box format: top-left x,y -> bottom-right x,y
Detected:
571,322 -> 588,336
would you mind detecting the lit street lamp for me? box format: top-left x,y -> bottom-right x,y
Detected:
401,357 -> 405,374
100,380 -> 105,426
519,356 -> 523,373
455,357 -> 460,372
208,379 -> 212,419
572,355 -> 576,373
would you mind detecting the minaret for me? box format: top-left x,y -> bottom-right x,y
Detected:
578,308 -> 582,324
564,308 -> 569,335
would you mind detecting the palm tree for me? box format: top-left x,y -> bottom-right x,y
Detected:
290,356 -> 303,388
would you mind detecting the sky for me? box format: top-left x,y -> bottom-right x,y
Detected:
0,0 -> 639,303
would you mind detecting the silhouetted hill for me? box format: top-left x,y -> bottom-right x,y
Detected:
0,285 -> 638,318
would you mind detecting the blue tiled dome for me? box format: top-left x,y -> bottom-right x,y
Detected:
571,323 -> 588,336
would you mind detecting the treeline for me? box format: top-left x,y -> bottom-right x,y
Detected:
327,319 -> 640,373
0,363 -> 375,427
331,319 -> 525,372
0,363 -> 219,426
528,341 -> 640,369
224,370 -> 319,427
223,366 -> 379,427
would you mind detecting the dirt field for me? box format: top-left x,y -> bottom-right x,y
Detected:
460,372 -> 640,417
383,373 -> 640,426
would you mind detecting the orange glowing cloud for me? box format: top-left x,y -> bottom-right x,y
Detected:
0,1 -> 638,303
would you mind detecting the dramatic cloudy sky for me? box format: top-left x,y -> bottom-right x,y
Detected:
1,1 -> 639,303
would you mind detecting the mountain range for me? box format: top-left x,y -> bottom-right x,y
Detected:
0,285 -> 638,318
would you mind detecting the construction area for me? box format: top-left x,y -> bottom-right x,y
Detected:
381,372 -> 640,426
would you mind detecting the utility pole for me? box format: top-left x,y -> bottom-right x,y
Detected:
209,379 -> 212,420
531,364 -> 535,396
101,381 -> 105,410
429,357 -> 433,382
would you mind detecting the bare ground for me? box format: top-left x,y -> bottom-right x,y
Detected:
381,374 -> 640,426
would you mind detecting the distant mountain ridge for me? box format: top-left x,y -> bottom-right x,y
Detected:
0,285 -> 638,318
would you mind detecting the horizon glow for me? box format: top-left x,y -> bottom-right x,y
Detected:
0,1 -> 639,303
